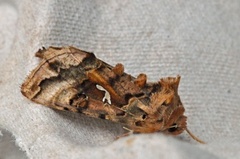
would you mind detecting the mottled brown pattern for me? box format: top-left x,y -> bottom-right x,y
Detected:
21,46 -> 204,143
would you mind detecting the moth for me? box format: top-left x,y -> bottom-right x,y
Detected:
21,46 -> 204,143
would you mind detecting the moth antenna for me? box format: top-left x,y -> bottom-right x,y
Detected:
185,128 -> 206,144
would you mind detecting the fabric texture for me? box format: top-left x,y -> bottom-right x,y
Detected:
0,0 -> 240,158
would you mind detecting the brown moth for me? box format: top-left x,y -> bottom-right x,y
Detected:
21,46 -> 204,143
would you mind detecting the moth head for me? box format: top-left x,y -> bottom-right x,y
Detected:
156,76 -> 205,143
147,76 -> 186,135
163,107 -> 187,135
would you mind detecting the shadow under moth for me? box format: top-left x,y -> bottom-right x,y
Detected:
21,46 -> 204,143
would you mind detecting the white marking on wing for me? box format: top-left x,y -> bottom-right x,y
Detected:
96,85 -> 112,104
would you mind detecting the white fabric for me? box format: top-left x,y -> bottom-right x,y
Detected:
0,0 -> 240,158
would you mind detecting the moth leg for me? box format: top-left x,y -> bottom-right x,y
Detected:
134,73 -> 147,88
116,127 -> 134,139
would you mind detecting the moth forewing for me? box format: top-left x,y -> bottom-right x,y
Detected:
21,46 -> 204,143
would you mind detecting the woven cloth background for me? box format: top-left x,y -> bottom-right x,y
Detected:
0,0 -> 240,158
